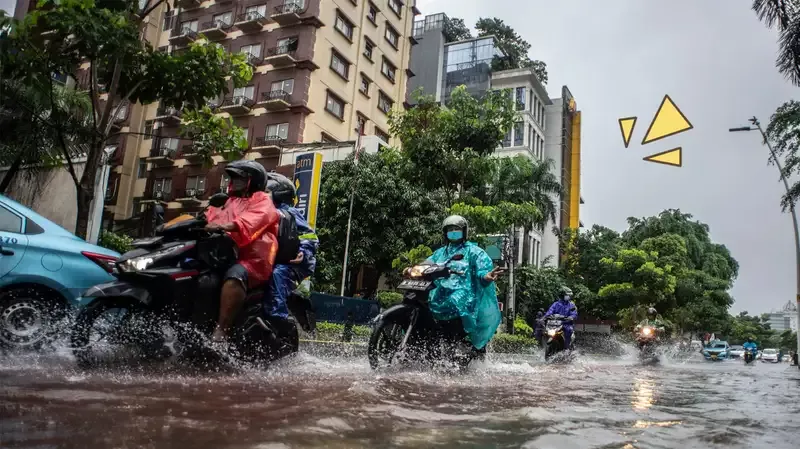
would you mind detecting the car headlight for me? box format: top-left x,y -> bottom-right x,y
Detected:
119,244 -> 188,272
703,350 -> 710,355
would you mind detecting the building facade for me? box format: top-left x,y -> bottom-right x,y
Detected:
766,301 -> 799,333
14,0 -> 418,230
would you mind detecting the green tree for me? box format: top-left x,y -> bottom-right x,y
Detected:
475,17 -> 548,84
442,16 -> 472,43
505,265 -> 564,325
179,106 -> 248,166
764,100 -> 800,209
0,0 -> 252,238
752,0 -> 800,85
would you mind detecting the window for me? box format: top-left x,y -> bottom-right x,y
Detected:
367,3 -> 378,24
271,79 -> 294,94
381,57 -> 396,83
244,4 -> 267,18
514,121 -> 524,146
220,175 -> 230,192
213,11 -> 233,26
131,198 -> 142,217
384,23 -> 399,48
359,75 -> 370,96
277,36 -> 299,51
179,19 -> 198,33
157,45 -> 169,53
388,0 -> 402,17
266,123 -> 289,139
374,127 -> 390,142
153,177 -> 172,194
137,158 -> 147,178
186,176 -> 207,192
240,43 -> 262,58
363,38 -> 374,60
334,11 -> 354,40
143,120 -> 154,139
242,128 -> 249,144
233,85 -> 255,100
377,91 -> 393,114
516,87 -> 526,111
356,115 -> 367,135
330,51 -> 349,79
163,10 -> 175,31
161,137 -> 179,150
325,92 -> 345,119
321,133 -> 337,143
503,128 -> 511,147
0,207 -> 22,233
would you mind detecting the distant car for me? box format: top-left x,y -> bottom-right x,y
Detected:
702,340 -> 730,361
781,354 -> 791,363
728,345 -> 744,358
0,195 -> 119,350
761,348 -> 780,363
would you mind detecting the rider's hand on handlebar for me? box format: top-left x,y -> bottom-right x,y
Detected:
484,266 -> 506,282
289,252 -> 304,264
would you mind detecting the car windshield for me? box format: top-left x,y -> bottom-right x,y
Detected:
763,349 -> 777,354
712,343 -> 727,348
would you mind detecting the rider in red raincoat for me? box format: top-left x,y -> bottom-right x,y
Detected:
204,160 -> 279,341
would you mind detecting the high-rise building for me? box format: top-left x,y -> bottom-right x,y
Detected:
407,13 -> 583,267
14,0 -> 419,231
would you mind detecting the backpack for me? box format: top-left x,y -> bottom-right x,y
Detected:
274,209 -> 300,264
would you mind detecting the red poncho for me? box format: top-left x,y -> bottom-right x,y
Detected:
205,191 -> 280,287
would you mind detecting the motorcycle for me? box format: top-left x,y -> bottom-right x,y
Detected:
544,314 -> 574,360
744,348 -> 756,364
70,193 -> 315,369
367,253 -> 482,371
636,325 -> 660,361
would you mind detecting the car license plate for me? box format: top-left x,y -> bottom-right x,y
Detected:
711,354 -> 717,359
398,279 -> 432,290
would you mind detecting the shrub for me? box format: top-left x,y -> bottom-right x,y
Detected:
98,231 -> 133,254
514,316 -> 534,337
489,333 -> 538,353
376,290 -> 403,309
315,321 -> 371,341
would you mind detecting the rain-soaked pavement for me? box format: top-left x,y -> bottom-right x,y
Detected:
1,344 -> 799,449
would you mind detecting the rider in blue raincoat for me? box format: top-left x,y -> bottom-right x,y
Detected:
544,286 -> 578,349
424,215 -> 504,351
263,172 -> 318,337
743,337 -> 758,354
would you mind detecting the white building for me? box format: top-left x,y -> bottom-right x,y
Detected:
766,301 -> 799,333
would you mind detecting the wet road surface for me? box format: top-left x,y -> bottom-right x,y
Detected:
1,348 -> 799,449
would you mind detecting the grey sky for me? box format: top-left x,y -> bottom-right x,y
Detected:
0,0 -> 13,16
420,0 -> 798,314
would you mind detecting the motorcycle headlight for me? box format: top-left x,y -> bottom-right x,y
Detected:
547,329 -> 557,336
641,327 -> 653,336
407,265 -> 427,278
119,244 -> 189,272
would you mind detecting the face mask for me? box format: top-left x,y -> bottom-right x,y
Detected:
562,295 -> 571,302
228,177 -> 249,196
446,230 -> 463,242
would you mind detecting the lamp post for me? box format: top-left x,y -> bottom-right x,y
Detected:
730,117 -> 800,353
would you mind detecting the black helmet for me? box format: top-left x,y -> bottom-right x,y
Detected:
266,171 -> 296,206
225,160 -> 268,194
442,215 -> 468,242
647,307 -> 658,317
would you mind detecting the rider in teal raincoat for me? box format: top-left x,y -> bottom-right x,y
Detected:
425,215 -> 504,350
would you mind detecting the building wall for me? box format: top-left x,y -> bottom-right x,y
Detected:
569,110 -> 581,228
407,15 -> 445,103
543,98 -> 565,265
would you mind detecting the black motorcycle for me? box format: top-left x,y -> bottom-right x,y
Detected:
544,314 -> 573,360
367,254 -> 482,371
744,348 -> 756,364
635,325 -> 660,362
70,193 -> 315,369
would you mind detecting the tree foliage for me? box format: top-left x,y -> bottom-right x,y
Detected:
475,17 -> 548,84
179,106 -> 248,165
442,16 -> 472,43
752,0 -> 800,86
764,100 -> 800,209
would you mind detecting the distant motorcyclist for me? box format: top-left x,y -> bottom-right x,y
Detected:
743,337 -> 757,353
533,309 -> 545,345
543,287 -> 578,349
635,307 -> 666,336
204,160 -> 280,342
262,172 -> 318,341
422,215 -> 504,352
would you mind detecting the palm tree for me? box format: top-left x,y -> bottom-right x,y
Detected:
752,0 -> 800,85
482,155 -> 562,228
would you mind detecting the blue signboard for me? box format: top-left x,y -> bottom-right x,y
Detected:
292,152 -> 323,228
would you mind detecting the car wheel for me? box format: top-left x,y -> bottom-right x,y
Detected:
0,287 -> 65,351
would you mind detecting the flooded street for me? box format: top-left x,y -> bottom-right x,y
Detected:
2,348 -> 799,449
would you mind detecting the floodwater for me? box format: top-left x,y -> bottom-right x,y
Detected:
1,345 -> 799,449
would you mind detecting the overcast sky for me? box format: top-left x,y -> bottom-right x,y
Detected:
419,0 -> 798,314
1,0 -> 797,314
0,0 -> 13,16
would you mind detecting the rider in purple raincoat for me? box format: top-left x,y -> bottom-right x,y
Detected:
543,287 -> 578,349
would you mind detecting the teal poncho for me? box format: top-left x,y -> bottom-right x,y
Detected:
426,242 -> 502,350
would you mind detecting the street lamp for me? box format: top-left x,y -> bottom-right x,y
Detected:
730,116 -> 800,354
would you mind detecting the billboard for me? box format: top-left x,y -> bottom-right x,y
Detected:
292,152 -> 323,228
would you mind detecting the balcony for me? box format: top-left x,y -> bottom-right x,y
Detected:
143,190 -> 172,204
156,106 -> 182,126
220,96 -> 255,115
259,90 -> 291,111
147,146 -> 177,166
243,52 -> 263,67
252,136 -> 285,155
271,2 -> 304,26
169,27 -> 198,47
264,45 -> 297,67
200,20 -> 232,41
180,144 -> 205,164
176,188 -> 205,205
234,11 -> 269,34
174,0 -> 200,9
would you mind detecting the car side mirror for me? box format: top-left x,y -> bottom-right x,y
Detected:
208,192 -> 229,208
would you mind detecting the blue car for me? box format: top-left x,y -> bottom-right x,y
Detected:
0,195 -> 119,350
702,340 -> 731,361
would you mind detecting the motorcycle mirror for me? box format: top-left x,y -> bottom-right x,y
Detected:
208,192 -> 229,208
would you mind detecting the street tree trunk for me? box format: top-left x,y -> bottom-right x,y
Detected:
0,152 -> 25,194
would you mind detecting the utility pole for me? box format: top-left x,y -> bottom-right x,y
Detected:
339,127 -> 364,297
730,117 -> 800,355
505,226 -> 516,334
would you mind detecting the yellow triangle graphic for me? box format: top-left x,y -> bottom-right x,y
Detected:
643,147 -> 682,167
642,95 -> 693,145
618,117 -> 637,148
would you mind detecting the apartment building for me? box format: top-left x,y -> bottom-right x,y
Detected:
14,0 -> 418,230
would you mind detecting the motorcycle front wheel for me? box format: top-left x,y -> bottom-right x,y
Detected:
368,316 -> 407,370
545,337 -> 564,360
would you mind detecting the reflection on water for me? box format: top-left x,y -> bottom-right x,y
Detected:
1,348 -> 799,448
